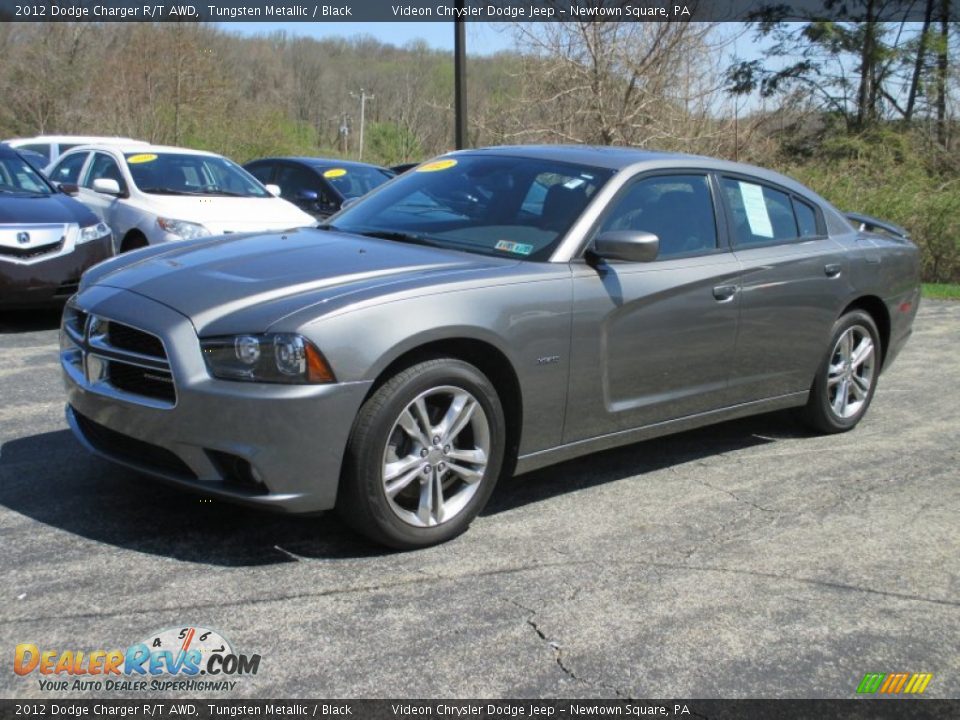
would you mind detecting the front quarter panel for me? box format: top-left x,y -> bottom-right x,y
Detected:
294,268 -> 574,456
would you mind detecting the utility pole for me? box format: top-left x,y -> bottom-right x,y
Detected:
350,89 -> 374,161
454,8 -> 467,149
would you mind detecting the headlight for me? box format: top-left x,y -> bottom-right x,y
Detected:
77,222 -> 110,244
201,333 -> 335,384
157,217 -> 211,240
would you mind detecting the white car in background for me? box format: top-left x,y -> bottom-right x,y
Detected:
4,135 -> 147,166
47,144 -> 316,252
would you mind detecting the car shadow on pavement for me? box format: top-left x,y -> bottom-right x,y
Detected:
0,429 -> 387,567
483,409 -> 809,516
0,412 -> 811,566
0,308 -> 63,334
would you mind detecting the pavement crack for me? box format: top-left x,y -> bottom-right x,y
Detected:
695,477 -> 779,513
507,599 -> 633,700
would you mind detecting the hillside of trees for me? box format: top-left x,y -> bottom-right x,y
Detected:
0,17 -> 956,281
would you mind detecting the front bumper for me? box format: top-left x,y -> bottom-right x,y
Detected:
0,234 -> 112,307
62,285 -> 372,513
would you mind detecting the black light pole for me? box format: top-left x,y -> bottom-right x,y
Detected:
454,4 -> 467,149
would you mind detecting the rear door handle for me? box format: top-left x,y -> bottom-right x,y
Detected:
712,285 -> 738,302
825,263 -> 842,278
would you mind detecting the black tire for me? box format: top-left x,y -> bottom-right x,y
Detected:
336,358 -> 506,549
120,232 -> 148,253
801,310 -> 882,434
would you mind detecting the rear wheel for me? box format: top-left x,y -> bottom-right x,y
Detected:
801,310 -> 881,433
337,358 -> 506,549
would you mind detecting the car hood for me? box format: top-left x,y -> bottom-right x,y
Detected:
87,228 -> 511,334
139,194 -> 314,233
0,192 -> 97,225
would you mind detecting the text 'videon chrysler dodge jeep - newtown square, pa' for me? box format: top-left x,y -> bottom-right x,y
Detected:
60,146 -> 920,549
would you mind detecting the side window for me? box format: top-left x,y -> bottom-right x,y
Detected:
84,153 -> 127,193
793,198 -> 820,237
722,177 -> 803,246
22,143 -> 53,163
50,153 -> 88,184
246,163 -> 274,185
275,164 -> 325,203
599,174 -> 718,259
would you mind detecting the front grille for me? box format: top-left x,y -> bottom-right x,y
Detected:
107,321 -> 166,358
73,410 -> 196,480
0,238 -> 64,260
107,362 -> 176,403
61,307 -> 177,407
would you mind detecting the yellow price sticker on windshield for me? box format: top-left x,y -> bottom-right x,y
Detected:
127,153 -> 158,164
323,168 -> 347,178
416,159 -> 457,173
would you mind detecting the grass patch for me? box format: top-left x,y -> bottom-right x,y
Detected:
922,283 -> 960,300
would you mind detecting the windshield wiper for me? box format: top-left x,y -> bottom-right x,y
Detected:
192,188 -> 248,197
138,187 -> 195,195
353,229 -> 442,248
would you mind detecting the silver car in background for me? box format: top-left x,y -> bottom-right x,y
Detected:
60,146 -> 920,548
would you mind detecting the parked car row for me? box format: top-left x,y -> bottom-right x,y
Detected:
1,134 -> 398,307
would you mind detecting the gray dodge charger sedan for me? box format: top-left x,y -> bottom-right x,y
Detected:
61,146 -> 920,548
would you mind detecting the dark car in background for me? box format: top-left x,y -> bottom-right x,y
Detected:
0,143 -> 112,307
244,157 -> 394,218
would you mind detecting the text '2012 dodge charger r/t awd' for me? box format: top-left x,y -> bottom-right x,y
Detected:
60,146 -> 920,549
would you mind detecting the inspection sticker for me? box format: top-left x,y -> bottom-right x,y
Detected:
416,159 -> 458,172
495,240 -> 534,255
126,153 -> 158,164
323,168 -> 347,178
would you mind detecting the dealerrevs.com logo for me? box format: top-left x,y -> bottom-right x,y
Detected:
14,626 -> 261,692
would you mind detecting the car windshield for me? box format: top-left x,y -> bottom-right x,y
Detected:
318,164 -> 393,199
328,155 -> 613,261
125,152 -> 270,198
0,154 -> 53,196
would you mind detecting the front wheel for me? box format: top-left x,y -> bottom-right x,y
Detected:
801,310 -> 881,433
337,358 -> 506,549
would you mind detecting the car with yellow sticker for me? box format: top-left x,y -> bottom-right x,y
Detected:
243,157 -> 395,219
47,144 -> 316,252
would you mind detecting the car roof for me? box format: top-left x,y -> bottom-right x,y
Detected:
250,156 -> 389,171
61,144 -> 223,158
447,144 -> 822,201
5,135 -> 146,145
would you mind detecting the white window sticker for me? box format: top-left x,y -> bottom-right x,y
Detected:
738,181 -> 774,238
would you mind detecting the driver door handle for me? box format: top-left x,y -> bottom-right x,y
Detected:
825,263 -> 842,277
713,285 -> 739,302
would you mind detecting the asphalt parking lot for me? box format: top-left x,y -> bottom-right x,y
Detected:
1,301 -> 957,700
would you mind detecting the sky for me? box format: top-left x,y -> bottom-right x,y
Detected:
225,22 -> 518,55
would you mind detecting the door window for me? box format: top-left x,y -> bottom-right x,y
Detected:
599,174 -> 718,259
246,163 -> 274,185
84,153 -> 127,194
275,164 -> 329,204
721,177 -> 820,246
21,143 -> 53,162
49,153 -> 88,184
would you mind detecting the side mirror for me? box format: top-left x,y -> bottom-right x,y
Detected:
59,182 -> 79,196
295,189 -> 319,202
265,184 -> 281,197
592,230 -> 660,263
92,178 -> 122,196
